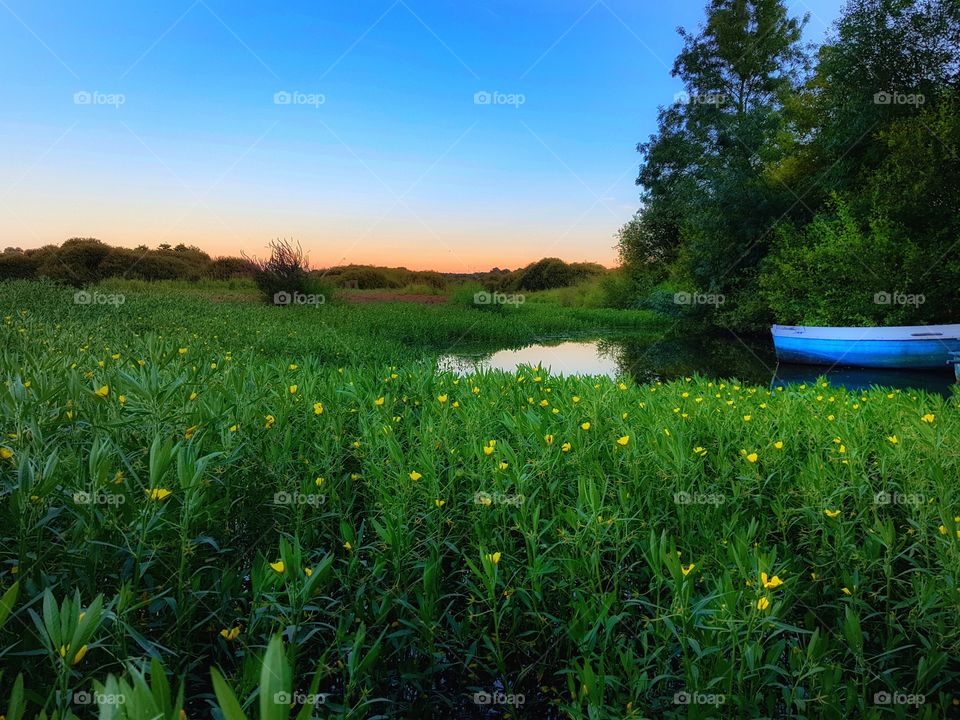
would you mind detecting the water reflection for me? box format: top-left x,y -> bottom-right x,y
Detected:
439,336 -> 956,397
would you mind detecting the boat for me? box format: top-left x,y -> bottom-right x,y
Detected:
771,324 -> 960,370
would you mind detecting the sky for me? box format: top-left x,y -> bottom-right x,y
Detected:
0,0 -> 844,272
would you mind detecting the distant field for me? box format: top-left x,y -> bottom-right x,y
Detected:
1,280 -> 958,718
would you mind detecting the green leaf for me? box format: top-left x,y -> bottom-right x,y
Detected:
0,581 -> 18,630
210,667 -> 247,720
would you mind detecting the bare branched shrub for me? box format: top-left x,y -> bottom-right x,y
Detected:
244,238 -> 311,303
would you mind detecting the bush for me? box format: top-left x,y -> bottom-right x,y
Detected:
246,239 -> 312,303
208,257 -> 255,279
0,251 -> 40,280
758,198 -> 932,326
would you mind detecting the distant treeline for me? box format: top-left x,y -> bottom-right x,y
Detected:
321,257 -> 606,292
0,238 -> 607,293
0,239 -> 254,284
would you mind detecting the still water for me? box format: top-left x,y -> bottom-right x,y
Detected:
439,336 -> 957,397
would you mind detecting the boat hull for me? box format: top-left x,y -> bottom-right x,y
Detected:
771,324 -> 960,370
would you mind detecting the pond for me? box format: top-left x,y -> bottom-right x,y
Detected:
439,335 -> 958,397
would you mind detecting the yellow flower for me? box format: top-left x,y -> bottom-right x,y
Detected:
289,363 -> 298,370
922,413 -> 935,423
580,422 -> 590,430
693,446 -> 707,457
229,424 -> 239,433
756,597 -> 770,611
375,397 -> 385,406
315,477 -> 324,487
773,441 -> 784,450
746,452 -> 758,463
572,396 -> 581,403
452,401 -> 460,408
617,435 -> 630,446
498,462 -> 508,470
539,399 -> 548,407
146,488 -> 172,501
189,391 -> 198,401
289,385 -> 298,394
887,435 -> 898,444
219,626 -> 241,641
761,572 -> 783,590
827,414 -> 835,422
743,415 -> 751,422
118,395 -> 126,406
841,587 -> 852,596
561,442 -> 571,452
343,541 -> 352,552
313,402 -> 324,415
485,551 -> 501,565
0,447 -> 12,460
824,509 -> 841,519
270,561 -> 285,573
681,563 -> 695,576
544,434 -> 554,445
304,567 -> 313,577
437,394 -> 448,404
264,414 -> 276,429
94,385 -> 109,398
409,471 -> 422,481
184,425 -> 198,440
210,362 -> 217,369
435,499 -> 446,508
483,444 -> 494,456
72,644 -> 88,665
178,347 -> 187,355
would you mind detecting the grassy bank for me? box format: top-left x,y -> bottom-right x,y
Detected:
1,280 -> 959,718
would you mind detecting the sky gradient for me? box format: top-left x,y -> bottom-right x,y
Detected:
0,0 -> 843,272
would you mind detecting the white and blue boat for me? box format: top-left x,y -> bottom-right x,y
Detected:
771,324 -> 960,374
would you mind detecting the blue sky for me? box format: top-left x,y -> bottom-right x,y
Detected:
0,0 -> 843,271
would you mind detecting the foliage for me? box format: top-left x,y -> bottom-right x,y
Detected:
245,239 -> 312,303
0,281 -> 958,717
620,0 -> 960,329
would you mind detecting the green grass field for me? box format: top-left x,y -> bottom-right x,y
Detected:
1,280 -> 959,719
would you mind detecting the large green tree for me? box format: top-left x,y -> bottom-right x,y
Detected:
623,0 -> 808,323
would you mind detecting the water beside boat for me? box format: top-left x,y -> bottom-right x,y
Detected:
439,335 -> 957,397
